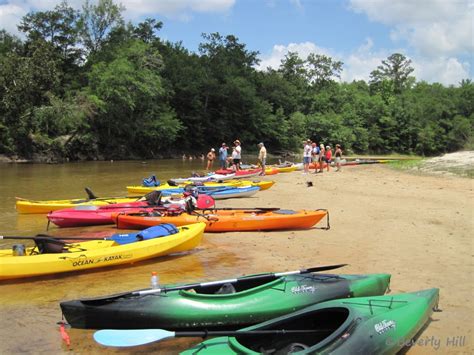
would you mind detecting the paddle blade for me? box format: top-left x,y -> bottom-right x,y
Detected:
94,329 -> 175,347
305,264 -> 347,273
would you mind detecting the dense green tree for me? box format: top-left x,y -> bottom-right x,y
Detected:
79,0 -> 124,54
0,0 -> 472,160
0,30 -> 23,55
86,39 -> 180,158
370,53 -> 415,95
18,1 -> 81,63
305,53 -> 343,88
0,40 -> 61,156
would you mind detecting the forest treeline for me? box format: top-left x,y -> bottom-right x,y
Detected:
0,0 -> 473,162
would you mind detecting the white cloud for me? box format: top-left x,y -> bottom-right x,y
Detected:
349,0 -> 473,57
257,41 -> 332,70
413,57 -> 470,86
339,38 -> 388,82
256,38 -> 470,85
0,0 -> 236,35
290,0 -> 303,11
0,3 -> 27,34
115,0 -> 235,20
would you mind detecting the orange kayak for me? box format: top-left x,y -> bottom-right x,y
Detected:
114,209 -> 328,232
309,162 -> 328,169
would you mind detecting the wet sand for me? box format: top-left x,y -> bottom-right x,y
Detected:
1,163 -> 472,353
213,164 -> 473,354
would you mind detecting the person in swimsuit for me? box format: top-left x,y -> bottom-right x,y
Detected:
335,144 -> 343,171
206,148 -> 216,170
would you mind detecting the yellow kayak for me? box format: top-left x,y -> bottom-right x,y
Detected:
16,196 -> 140,214
275,166 -> 297,173
0,223 -> 205,280
127,180 -> 275,195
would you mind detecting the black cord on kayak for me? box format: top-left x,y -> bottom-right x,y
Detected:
315,209 -> 330,230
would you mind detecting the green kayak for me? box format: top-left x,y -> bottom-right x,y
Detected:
182,288 -> 439,354
61,272 -> 390,330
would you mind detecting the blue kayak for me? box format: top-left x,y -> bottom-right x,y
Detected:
160,186 -> 260,200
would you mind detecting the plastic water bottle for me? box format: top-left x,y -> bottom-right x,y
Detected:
151,271 -> 159,289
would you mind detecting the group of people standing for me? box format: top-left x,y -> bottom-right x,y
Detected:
303,139 -> 342,174
205,140 -> 266,176
205,140 -> 243,171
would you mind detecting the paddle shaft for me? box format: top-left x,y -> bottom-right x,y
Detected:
16,195 -> 145,203
94,327 -> 335,347
177,329 -> 329,338
196,207 -> 279,211
135,264 -> 347,296
0,235 -> 112,242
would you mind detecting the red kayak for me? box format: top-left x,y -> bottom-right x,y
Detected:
214,168 -> 261,178
47,203 -> 156,228
47,195 -> 215,228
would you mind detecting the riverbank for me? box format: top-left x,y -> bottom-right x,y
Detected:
0,161 -> 472,354
213,163 -> 472,354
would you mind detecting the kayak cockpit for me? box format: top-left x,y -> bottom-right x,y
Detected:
230,307 -> 352,353
180,277 -> 284,297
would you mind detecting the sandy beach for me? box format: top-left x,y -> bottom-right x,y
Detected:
210,163 -> 473,354
0,160 -> 472,354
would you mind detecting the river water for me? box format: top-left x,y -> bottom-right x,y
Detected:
0,159 -> 269,354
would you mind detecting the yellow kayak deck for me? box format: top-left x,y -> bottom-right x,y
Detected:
127,180 -> 275,195
16,196 -> 139,214
0,223 -> 205,280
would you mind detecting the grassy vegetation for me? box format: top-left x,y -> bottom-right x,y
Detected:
345,154 -> 423,161
387,159 -> 425,170
424,164 -> 474,178
387,153 -> 473,178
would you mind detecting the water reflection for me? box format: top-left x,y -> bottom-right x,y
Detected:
0,159 -> 263,353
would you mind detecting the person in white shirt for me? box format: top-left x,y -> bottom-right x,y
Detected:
303,139 -> 312,174
257,142 -> 267,176
232,140 -> 242,171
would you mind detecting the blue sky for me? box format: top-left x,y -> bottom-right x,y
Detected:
1,0 -> 472,85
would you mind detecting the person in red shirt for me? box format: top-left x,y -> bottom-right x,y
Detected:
325,145 -> 332,172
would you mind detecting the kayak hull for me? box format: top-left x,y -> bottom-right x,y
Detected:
16,197 -> 139,214
183,288 -> 439,354
60,273 -> 391,330
47,206 -> 154,228
0,223 -> 205,280
170,173 -> 236,184
115,209 -> 327,232
207,186 -> 260,200
275,166 -> 297,173
126,180 -> 274,195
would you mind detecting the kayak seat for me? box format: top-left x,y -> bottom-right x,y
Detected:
214,283 -> 236,294
85,187 -> 98,200
167,180 -> 179,186
273,209 -> 297,215
33,236 -> 69,254
263,342 -> 309,354
144,190 -> 162,205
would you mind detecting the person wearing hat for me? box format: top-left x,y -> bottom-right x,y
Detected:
257,142 -> 267,176
232,140 -> 242,171
206,148 -> 216,170
218,143 -> 229,169
303,139 -> 312,174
